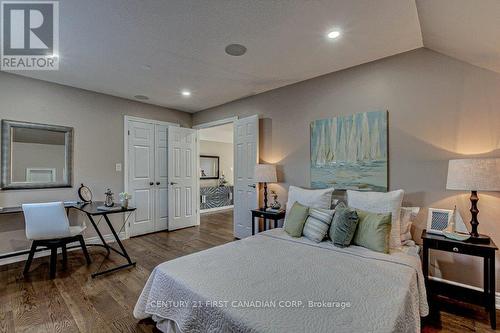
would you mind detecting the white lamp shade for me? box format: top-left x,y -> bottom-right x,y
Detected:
446,158 -> 500,191
254,164 -> 277,183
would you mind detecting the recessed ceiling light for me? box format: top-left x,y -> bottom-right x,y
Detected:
134,95 -> 149,100
225,43 -> 247,56
327,30 -> 341,39
181,90 -> 191,97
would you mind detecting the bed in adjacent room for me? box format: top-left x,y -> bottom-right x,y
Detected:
134,228 -> 428,333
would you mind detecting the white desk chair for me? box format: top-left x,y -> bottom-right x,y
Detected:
22,202 -> 91,279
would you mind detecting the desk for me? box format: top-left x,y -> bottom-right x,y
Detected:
0,201 -> 136,278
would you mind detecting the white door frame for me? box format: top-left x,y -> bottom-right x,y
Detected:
123,115 -> 180,238
194,117 -> 237,224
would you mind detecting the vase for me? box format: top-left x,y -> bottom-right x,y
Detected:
121,199 -> 129,209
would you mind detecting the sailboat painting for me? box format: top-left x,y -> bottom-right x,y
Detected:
310,111 -> 388,192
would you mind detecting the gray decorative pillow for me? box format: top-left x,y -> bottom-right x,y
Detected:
302,208 -> 335,243
329,202 -> 359,248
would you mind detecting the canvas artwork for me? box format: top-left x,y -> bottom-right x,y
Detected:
310,111 -> 388,192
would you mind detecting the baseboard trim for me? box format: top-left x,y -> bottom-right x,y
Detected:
0,232 -> 127,266
200,205 -> 233,214
429,276 -> 500,309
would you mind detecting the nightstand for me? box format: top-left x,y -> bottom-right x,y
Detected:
421,230 -> 498,329
251,209 -> 285,235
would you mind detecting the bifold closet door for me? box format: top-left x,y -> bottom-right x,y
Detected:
128,120 -> 155,236
154,124 -> 168,231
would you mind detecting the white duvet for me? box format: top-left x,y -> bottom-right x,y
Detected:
134,228 -> 428,333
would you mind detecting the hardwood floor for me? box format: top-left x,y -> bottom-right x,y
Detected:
0,209 -> 497,333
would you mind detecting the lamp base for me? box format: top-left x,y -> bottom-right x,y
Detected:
467,234 -> 491,244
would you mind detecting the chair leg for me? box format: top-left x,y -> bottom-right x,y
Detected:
78,235 -> 91,265
49,247 -> 57,279
23,241 -> 37,276
62,244 -> 68,270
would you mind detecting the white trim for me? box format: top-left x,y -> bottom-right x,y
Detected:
0,232 -> 126,266
192,117 -> 238,129
26,168 -> 56,182
200,205 -> 233,214
124,115 -> 180,237
429,276 -> 500,309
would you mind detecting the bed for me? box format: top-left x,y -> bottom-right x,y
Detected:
134,228 -> 428,333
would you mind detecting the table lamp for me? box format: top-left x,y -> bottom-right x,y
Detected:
254,164 -> 277,210
446,158 -> 500,243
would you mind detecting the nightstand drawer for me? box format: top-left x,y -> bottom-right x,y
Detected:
434,241 -> 466,254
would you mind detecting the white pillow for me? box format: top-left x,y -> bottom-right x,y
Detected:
285,186 -> 334,223
400,207 -> 420,245
347,189 -> 405,249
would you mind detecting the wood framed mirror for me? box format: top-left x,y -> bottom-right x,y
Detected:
1,120 -> 73,190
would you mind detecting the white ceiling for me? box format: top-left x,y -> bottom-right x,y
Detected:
7,0 -> 422,113
416,0 -> 500,74
199,123 -> 233,144
5,0 -> 499,113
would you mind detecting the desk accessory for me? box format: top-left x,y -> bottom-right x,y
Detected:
119,192 -> 132,209
254,164 -> 277,210
78,184 -> 93,203
104,188 -> 114,207
446,158 -> 500,243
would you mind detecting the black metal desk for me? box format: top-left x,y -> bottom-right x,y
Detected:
0,201 -> 136,278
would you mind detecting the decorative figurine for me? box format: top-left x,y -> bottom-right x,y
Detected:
119,192 -> 132,209
270,190 -> 281,210
104,188 -> 114,207
219,173 -> 228,187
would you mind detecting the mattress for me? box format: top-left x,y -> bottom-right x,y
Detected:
134,228 -> 428,333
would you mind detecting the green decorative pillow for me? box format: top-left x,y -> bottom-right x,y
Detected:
353,209 -> 392,254
329,202 -> 359,248
303,208 -> 335,243
284,202 -> 309,237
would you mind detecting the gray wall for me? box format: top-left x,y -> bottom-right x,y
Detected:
0,72 -> 191,256
193,48 -> 500,290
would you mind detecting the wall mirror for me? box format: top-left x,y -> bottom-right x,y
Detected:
1,120 -> 73,190
200,155 -> 219,179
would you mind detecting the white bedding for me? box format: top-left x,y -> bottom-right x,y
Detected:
134,228 -> 428,333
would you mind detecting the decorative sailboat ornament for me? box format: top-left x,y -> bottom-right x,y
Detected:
442,206 -> 471,241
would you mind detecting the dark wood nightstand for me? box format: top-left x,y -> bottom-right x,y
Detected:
422,230 -> 498,329
251,209 -> 285,235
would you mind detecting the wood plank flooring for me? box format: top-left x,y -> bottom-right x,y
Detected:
0,210 -> 497,332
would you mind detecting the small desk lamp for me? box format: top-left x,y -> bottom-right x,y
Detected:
446,158 -> 500,243
254,164 -> 277,210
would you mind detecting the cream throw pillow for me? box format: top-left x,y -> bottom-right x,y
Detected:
284,186 -> 334,225
400,207 -> 420,245
347,189 -> 405,248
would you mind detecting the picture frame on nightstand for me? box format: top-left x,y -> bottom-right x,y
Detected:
426,208 -> 454,235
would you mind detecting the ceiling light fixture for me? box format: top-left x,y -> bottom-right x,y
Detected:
134,95 -> 149,100
225,43 -> 247,56
181,90 -> 191,97
327,30 -> 341,39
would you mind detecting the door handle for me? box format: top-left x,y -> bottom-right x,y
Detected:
248,184 -> 256,188
170,182 -> 178,185
149,182 -> 154,186
156,182 -> 160,185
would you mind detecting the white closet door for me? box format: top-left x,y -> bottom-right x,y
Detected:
233,115 -> 259,239
168,126 -> 198,231
155,124 -> 169,231
128,121 -> 155,236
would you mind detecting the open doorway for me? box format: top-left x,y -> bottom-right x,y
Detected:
198,123 -> 234,217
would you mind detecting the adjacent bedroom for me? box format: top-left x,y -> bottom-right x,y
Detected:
0,1 -> 499,333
